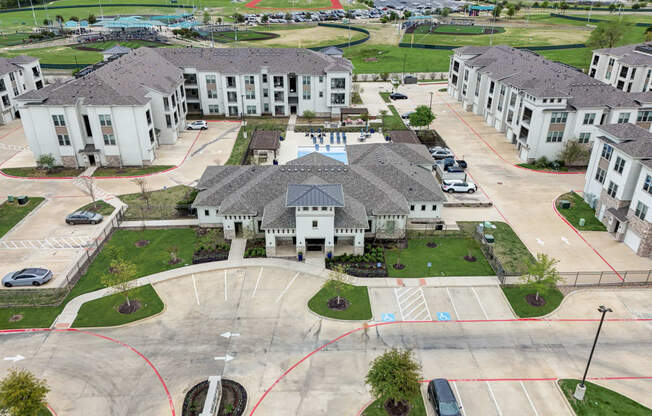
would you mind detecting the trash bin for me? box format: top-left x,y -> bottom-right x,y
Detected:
579,218 -> 586,227
559,200 -> 571,209
17,195 -> 28,205
7,195 -> 14,203
484,234 -> 495,244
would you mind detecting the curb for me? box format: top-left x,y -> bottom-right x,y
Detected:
554,379 -> 582,416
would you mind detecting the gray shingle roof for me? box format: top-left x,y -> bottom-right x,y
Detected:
286,183 -> 344,207
153,47 -> 353,75
598,123 -> 652,159
103,44 -> 132,55
346,142 -> 434,165
250,130 -> 280,150
287,152 -> 344,165
594,43 -> 652,67
0,56 -> 37,76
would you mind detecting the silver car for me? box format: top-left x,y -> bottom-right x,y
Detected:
2,268 -> 53,287
66,211 -> 103,225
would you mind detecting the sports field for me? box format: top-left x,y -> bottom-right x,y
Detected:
431,24 -> 487,34
241,24 -> 367,47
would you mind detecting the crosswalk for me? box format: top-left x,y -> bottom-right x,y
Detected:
394,286 -> 432,321
0,142 -> 28,151
0,236 -> 93,250
71,176 -> 114,201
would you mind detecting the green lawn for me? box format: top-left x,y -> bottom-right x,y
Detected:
0,32 -> 44,47
119,184 -> 195,220
382,105 -> 408,131
79,40 -> 169,50
379,92 -> 391,103
558,379 -> 652,416
1,167 -> 83,177
72,284 -> 164,327
93,165 -> 174,177
344,44 -> 452,74
74,200 -> 116,217
0,197 -> 45,238
431,24 -> 489,34
385,237 -> 495,278
0,228 -> 197,329
404,26 -> 589,47
226,118 -> 288,165
538,47 -> 593,72
362,395 -> 426,416
458,222 -> 535,276
501,285 -> 564,317
556,192 -> 606,231
307,281 -> 372,320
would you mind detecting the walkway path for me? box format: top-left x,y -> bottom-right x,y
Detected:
228,238 -> 246,261
287,114 -> 297,132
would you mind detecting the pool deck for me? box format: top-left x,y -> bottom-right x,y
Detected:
276,131 -> 387,164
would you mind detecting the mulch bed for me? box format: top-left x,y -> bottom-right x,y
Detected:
525,294 -> 546,307
219,379 -> 247,416
118,300 -> 142,314
393,263 -> 406,270
364,57 -> 379,62
168,258 -> 182,265
327,297 -> 349,311
464,255 -> 477,262
135,240 -> 150,247
8,314 -> 23,322
384,399 -> 411,416
426,242 -> 438,248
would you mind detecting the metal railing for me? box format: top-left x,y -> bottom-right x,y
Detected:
500,270 -> 652,287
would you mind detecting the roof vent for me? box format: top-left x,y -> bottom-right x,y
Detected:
280,168 -> 285,172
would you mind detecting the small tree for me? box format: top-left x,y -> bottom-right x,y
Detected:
79,176 -> 98,211
261,14 -> 269,24
217,16 -> 223,25
379,109 -> 388,133
492,5 -> 503,20
441,7 -> 450,17
559,1 -> 569,13
520,253 -> 561,303
69,16 -> 79,22
132,177 -> 150,210
645,26 -> 652,42
365,349 -> 421,408
203,10 -> 211,24
380,72 -> 390,81
0,368 -> 49,416
587,21 -> 624,49
506,5 -> 515,18
558,140 -> 590,167
43,18 -> 51,26
408,105 -> 436,129
55,15 -> 64,32
168,246 -> 179,264
302,110 -> 316,126
36,153 -> 56,172
101,258 -> 137,307
327,263 -> 350,306
87,13 -> 97,24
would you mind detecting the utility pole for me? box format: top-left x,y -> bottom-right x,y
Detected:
573,305 -> 613,401
429,91 -> 433,110
29,0 -> 37,27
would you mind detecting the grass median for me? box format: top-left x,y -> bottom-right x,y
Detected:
0,167 -> 83,178
308,281 -> 372,320
556,191 -> 606,231
558,379 -> 652,416
362,395 -> 426,416
501,285 -> 564,317
73,200 -> 116,217
0,197 -> 45,238
93,165 -> 173,177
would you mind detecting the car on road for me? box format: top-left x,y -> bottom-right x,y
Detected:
401,111 -> 415,119
2,268 -> 53,287
390,92 -> 408,100
441,179 -> 477,193
427,379 -> 462,416
65,211 -> 103,225
430,147 -> 454,160
187,120 -> 208,130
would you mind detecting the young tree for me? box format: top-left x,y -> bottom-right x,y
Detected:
132,177 -> 150,210
408,105 -> 436,129
36,153 -> 56,172
646,26 -> 652,42
380,72 -> 390,81
261,14 -> 269,24
559,1 -> 569,13
79,176 -> 98,211
203,10 -> 210,24
587,21 -> 624,49
42,18 -> 51,26
608,3 -> 616,12
101,258 -> 137,307
327,263 -> 350,306
87,13 -> 97,24
379,109 -> 388,132
69,16 -> 79,22
217,16 -> 223,25
168,246 -> 179,264
520,253 -> 561,303
557,140 -> 590,167
506,5 -> 515,18
0,368 -> 49,416
55,14 -> 64,31
440,7 -> 450,17
492,5 -> 503,20
365,349 -> 421,408
302,110 -> 316,126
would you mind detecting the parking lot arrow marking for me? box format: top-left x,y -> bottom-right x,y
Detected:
561,237 -> 570,245
536,238 -> 545,246
4,355 -> 24,362
214,354 -> 234,362
220,332 -> 240,338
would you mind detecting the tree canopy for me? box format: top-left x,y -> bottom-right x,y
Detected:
365,349 -> 421,406
587,21 -> 624,49
0,368 -> 49,416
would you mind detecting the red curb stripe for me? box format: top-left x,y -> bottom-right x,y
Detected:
552,196 -> 623,280
47,403 -> 58,416
0,328 -> 175,416
420,376 -> 652,383
356,398 -> 376,416
0,125 -> 21,140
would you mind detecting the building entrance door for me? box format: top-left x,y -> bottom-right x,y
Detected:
305,238 -> 324,252
234,222 -> 243,237
88,154 -> 96,166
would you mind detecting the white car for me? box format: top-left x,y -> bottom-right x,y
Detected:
187,120 -> 208,130
430,147 -> 454,160
441,179 -> 477,194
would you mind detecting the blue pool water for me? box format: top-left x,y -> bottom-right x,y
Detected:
297,146 -> 348,164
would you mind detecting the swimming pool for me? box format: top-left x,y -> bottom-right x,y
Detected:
297,145 -> 348,164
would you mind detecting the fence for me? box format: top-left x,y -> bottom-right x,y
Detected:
307,23 -> 370,50
398,42 -> 586,52
0,3 -> 193,13
549,13 -> 652,27
0,206 -> 125,308
501,270 -> 652,287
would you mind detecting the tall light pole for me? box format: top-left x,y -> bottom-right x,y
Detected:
573,305 -> 613,401
429,91 -> 433,110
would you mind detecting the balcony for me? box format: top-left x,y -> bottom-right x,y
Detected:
183,74 -> 197,85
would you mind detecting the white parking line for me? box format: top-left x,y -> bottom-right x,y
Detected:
471,287 -> 489,320
191,274 -> 200,305
276,272 -> 299,303
446,287 -> 460,319
224,270 -> 228,301
520,381 -> 539,416
486,381 -> 503,416
452,381 -> 466,416
251,267 -> 263,298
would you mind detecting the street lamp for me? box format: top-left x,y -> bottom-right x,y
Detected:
573,305 -> 613,401
429,91 -> 433,110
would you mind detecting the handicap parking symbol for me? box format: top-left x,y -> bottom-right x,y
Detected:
381,313 -> 396,322
436,312 -> 451,321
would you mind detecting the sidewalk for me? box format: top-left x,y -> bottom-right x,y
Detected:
118,219 -> 199,229
52,257 -> 500,329
228,238 -> 246,260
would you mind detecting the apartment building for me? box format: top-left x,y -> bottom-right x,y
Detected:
448,45 -> 641,163
589,43 -> 652,93
584,123 -> 652,257
0,56 -> 43,124
17,48 -> 186,168
193,143 -> 445,256
154,47 -> 353,117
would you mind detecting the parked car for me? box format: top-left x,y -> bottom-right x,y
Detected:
187,120 -> 208,130
441,179 -> 477,193
390,92 -> 408,100
445,165 -> 465,173
401,111 -> 415,119
430,147 -> 454,160
456,159 -> 468,169
2,268 -> 53,287
427,379 -> 462,416
66,211 -> 103,225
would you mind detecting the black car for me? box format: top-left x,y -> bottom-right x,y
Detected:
390,92 -> 408,100
427,379 -> 462,416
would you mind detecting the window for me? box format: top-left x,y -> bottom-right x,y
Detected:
595,167 -> 606,184
207,89 -> 218,99
607,181 -> 618,198
644,175 -> 652,194
321,207 -> 328,211
204,209 -> 210,216
474,73 -> 481,97
579,132 -> 591,144
103,134 -> 116,145
274,91 -> 284,102
330,78 -> 346,89
146,110 -> 152,125
620,65 -> 629,78
319,91 -> 323,98
8,73 -> 14,81
614,156 -> 625,174
226,76 -> 236,88
163,97 -> 169,110
57,134 -> 70,146
319,76 -> 324,83
98,114 -> 112,126
583,113 -> 596,125
550,112 -> 567,123
312,220 -> 318,228
546,131 -> 563,143
208,104 -> 219,113
592,54 -> 599,65
617,112 -> 631,124
312,207 -> 318,211
522,107 -> 533,123
302,76 -> 311,100
273,76 -> 284,88
262,74 -> 268,83
206,75 -> 216,84
52,114 -> 65,126
245,75 -> 255,99
509,92 -> 516,106
227,92 -> 237,103
263,88 -> 268,98
263,103 -> 269,113
601,143 -> 613,160
489,81 -> 495,94
432,205 -> 437,211
165,115 -> 171,127
246,105 -> 256,115
420,205 -> 425,211
507,110 -> 514,123
637,111 -> 652,122
410,205 -> 414,211
331,93 -> 345,105
635,201 -> 648,220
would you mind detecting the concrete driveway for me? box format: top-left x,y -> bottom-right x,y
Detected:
1,265 -> 651,416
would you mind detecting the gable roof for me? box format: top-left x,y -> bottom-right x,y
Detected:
286,183 -> 345,207
287,151 -> 345,165
103,44 -> 132,55
598,123 -> 652,159
250,130 -> 280,151
0,56 -> 37,76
